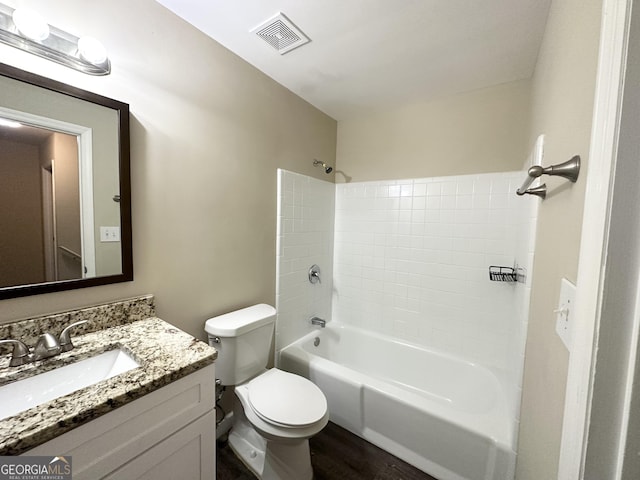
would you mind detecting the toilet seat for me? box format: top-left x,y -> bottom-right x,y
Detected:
247,369 -> 327,428
235,369 -> 329,441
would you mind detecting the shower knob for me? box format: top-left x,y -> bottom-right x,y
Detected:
309,265 -> 321,284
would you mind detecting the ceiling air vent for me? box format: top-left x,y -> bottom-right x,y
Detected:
251,13 -> 310,55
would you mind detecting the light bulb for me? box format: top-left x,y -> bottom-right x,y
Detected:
77,36 -> 108,65
12,8 -> 50,41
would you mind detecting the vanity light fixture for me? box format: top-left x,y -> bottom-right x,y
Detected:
0,117 -> 21,128
0,3 -> 110,75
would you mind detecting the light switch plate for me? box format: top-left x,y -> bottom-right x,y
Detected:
100,226 -> 121,242
556,278 -> 576,350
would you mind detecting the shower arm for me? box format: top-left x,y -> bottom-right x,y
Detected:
516,155 -> 581,199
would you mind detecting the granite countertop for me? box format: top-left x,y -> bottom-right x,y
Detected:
0,316 -> 217,455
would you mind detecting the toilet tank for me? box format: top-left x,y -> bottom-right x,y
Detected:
205,304 -> 276,386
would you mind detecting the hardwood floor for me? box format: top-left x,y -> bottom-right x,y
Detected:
217,421 -> 438,480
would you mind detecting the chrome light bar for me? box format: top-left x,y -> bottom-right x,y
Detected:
0,3 -> 110,76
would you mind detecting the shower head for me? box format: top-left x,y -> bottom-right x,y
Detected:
313,159 -> 333,174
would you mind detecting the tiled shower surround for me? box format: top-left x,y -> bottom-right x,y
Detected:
275,170 -> 335,352
334,173 -> 537,372
276,169 -> 537,390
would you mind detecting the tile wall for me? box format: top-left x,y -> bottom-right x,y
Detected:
275,170 -> 335,354
333,172 -> 538,378
508,193 -> 538,430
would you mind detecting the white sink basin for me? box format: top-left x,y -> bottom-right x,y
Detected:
0,349 -> 139,421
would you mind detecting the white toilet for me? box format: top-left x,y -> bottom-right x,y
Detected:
205,304 -> 329,480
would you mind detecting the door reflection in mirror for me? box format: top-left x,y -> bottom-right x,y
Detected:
0,107 -> 122,289
44,132 -> 82,282
0,123 -> 85,287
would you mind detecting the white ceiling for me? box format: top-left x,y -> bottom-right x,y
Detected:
155,0 -> 551,120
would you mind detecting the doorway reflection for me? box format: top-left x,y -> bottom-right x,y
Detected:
0,124 -> 81,287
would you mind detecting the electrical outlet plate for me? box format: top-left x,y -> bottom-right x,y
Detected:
556,278 -> 576,350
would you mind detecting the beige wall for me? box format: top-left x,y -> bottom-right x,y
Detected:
336,79 -> 531,182
0,138 -> 44,286
91,110 -> 122,278
0,0 -> 337,340
516,0 -> 603,479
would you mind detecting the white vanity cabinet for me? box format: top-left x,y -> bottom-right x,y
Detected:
24,364 -> 216,480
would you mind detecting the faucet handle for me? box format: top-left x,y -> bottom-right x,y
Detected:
0,339 -> 32,367
309,265 -> 321,284
59,320 -> 88,352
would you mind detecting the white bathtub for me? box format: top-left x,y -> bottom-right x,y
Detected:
279,323 -> 515,480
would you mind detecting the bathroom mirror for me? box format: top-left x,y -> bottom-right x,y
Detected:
0,63 -> 132,299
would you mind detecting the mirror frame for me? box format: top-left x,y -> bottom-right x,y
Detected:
0,62 -> 132,299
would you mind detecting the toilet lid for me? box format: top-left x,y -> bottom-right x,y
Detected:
247,369 -> 327,428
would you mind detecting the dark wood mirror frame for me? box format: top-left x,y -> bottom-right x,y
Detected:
0,63 -> 132,300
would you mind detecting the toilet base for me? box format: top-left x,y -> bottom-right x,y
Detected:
228,408 -> 313,480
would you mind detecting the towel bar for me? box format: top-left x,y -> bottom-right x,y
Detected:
516,155 -> 580,199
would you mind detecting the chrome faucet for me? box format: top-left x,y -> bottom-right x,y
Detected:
0,320 -> 88,366
310,317 -> 326,328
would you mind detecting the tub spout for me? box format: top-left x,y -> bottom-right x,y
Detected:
310,317 -> 326,328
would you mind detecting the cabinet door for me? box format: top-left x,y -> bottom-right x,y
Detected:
104,410 -> 216,480
25,365 -> 216,479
